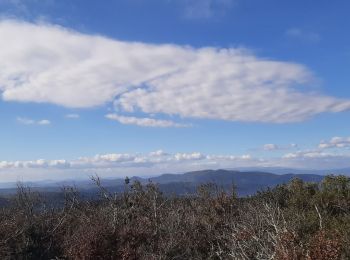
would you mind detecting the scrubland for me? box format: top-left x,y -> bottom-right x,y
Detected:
0,175 -> 350,259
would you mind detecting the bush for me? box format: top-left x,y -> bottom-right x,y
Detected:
0,176 -> 349,259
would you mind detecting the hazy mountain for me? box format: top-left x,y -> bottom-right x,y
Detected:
0,169 -> 325,197
230,167 -> 350,176
147,169 -> 324,196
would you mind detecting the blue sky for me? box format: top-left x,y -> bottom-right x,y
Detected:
0,0 -> 350,182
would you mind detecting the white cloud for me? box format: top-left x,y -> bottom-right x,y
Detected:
263,144 -> 279,151
17,117 -> 50,125
1,148 -> 350,182
283,150 -> 333,159
38,119 -> 50,125
0,0 -> 54,16
16,117 -> 35,125
277,137 -> 350,169
181,0 -> 235,19
0,151 -> 257,171
286,28 -> 321,43
149,150 -> 168,157
319,136 -> 350,149
0,0 -> 30,13
174,152 -> 205,161
263,143 -> 298,151
106,114 -> 191,128
1,20 -> 350,124
0,151 -> 260,182
206,154 -> 252,161
281,149 -> 350,169
2,149 -> 348,174
92,153 -> 136,163
0,158 -> 69,169
65,113 -> 80,119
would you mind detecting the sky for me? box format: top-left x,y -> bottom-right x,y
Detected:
0,0 -> 350,182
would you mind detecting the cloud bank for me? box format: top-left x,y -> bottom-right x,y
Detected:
0,151 -> 255,171
0,150 -> 259,182
1,147 -> 350,182
1,137 -> 350,182
319,137 -> 350,149
0,20 -> 350,125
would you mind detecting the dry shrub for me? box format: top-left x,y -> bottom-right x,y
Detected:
307,230 -> 342,260
0,177 -> 349,259
275,231 -> 304,260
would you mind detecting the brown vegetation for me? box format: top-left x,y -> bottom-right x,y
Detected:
0,175 -> 350,259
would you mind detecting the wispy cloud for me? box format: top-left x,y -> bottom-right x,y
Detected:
283,150 -> 333,159
37,119 -> 51,125
263,143 -> 298,151
1,20 -> 349,125
16,117 -> 35,125
285,28 -> 321,43
105,114 -> 191,128
17,117 -> 51,125
65,113 -> 80,119
0,0 -> 54,18
181,0 -> 235,19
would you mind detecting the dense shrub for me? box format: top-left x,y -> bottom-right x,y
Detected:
0,175 -> 349,259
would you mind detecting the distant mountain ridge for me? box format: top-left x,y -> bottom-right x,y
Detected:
0,169 -> 325,197
150,169 -> 323,183
147,169 -> 324,196
231,167 -> 350,176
